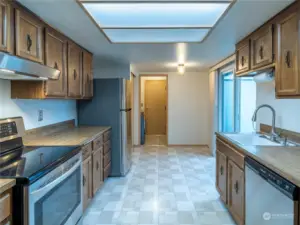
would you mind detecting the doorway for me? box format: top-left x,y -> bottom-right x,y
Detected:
139,75 -> 168,146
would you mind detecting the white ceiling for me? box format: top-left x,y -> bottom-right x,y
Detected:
17,0 -> 294,72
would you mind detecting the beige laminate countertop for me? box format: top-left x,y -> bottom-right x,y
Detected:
23,126 -> 111,146
0,179 -> 15,194
216,132 -> 300,187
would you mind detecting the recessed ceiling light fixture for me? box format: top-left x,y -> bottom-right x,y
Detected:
78,0 -> 235,44
178,64 -> 185,74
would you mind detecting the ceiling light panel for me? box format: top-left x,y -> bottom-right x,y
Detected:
102,28 -> 210,43
82,2 -> 231,28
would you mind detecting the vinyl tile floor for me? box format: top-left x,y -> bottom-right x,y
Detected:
78,146 -> 236,225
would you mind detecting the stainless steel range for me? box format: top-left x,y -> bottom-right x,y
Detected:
0,117 -> 83,225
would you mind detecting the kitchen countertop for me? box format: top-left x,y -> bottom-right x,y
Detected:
23,126 -> 111,146
216,132 -> 300,187
0,179 -> 15,194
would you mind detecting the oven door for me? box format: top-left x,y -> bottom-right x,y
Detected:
29,154 -> 82,225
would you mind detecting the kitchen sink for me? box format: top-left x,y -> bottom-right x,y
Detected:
224,133 -> 282,146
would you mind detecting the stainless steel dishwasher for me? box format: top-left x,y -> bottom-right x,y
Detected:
245,156 -> 299,225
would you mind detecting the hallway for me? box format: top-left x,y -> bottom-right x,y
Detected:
79,146 -> 235,225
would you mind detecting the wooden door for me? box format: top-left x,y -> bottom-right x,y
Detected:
251,24 -> 274,69
236,40 -> 250,74
145,80 -> 167,135
82,156 -> 92,210
68,42 -> 82,98
276,12 -> 300,96
228,160 -> 245,225
216,150 -> 227,204
44,28 -> 67,97
92,148 -> 102,195
15,8 -> 44,63
0,1 -> 11,53
83,51 -> 93,98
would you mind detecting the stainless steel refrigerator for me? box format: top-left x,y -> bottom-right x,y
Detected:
78,78 -> 132,176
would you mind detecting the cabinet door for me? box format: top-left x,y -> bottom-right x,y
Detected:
83,51 -> 93,98
216,150 -> 227,204
82,156 -> 92,211
228,160 -> 244,225
45,28 -> 67,97
68,42 -> 82,98
0,1 -> 11,53
92,148 -> 102,195
236,40 -> 250,74
15,9 -> 43,63
251,24 -> 274,69
276,12 -> 300,96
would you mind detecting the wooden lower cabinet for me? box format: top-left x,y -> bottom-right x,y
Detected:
227,160 -> 245,225
216,150 -> 227,204
0,189 -> 12,225
82,155 -> 92,211
92,147 -> 103,195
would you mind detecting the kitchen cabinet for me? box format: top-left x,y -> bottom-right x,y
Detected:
83,51 -> 93,98
275,12 -> 300,97
92,147 -> 103,195
0,189 -> 12,225
0,0 -> 12,53
82,155 -> 92,211
68,42 -> 83,98
216,150 -> 227,204
15,8 -> 44,63
44,28 -> 68,97
228,160 -> 245,225
251,24 -> 274,69
236,39 -> 250,75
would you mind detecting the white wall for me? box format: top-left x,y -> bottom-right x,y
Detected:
133,72 -> 210,146
0,79 -> 77,130
256,82 -> 300,133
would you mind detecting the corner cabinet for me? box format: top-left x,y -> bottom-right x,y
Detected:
15,8 -> 44,63
68,42 -> 83,98
275,12 -> 300,97
83,51 -> 93,98
44,28 -> 68,97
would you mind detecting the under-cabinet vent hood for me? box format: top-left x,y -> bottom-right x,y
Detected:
0,52 -> 60,81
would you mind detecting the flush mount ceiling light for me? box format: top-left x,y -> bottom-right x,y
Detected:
78,0 -> 235,43
178,64 -> 185,74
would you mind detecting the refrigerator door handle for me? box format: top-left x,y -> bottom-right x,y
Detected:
120,108 -> 132,112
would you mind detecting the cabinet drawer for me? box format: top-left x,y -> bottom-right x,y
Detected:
103,130 -> 111,142
93,135 -> 103,151
104,140 -> 111,154
0,191 -> 11,223
216,139 -> 244,169
82,143 -> 92,160
103,151 -> 111,168
104,163 -> 111,180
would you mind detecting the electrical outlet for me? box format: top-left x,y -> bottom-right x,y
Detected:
38,109 -> 43,122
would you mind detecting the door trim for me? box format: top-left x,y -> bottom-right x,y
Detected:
138,74 -> 168,145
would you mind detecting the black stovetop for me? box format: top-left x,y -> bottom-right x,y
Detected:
0,144 -> 80,185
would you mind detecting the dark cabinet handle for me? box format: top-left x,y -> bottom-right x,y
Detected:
54,62 -> 58,70
220,166 -> 224,175
83,175 -> 86,186
27,34 -> 32,52
285,51 -> 291,68
241,56 -> 245,67
234,181 -> 239,194
73,69 -> 77,80
96,161 -> 99,170
259,46 -> 264,59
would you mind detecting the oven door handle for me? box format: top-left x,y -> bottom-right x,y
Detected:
30,160 -> 81,201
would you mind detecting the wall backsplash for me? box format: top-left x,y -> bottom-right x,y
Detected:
256,82 -> 300,133
0,79 -> 77,130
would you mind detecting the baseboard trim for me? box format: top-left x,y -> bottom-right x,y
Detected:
168,144 -> 209,148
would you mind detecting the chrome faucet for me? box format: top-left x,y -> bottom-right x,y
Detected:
252,104 -> 279,141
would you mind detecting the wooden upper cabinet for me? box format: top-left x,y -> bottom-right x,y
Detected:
83,51 -> 93,98
276,12 -> 300,96
236,39 -> 250,74
251,24 -> 274,69
0,0 -> 12,53
15,8 -> 44,63
44,28 -> 67,97
228,160 -> 245,225
216,150 -> 227,204
68,42 -> 82,98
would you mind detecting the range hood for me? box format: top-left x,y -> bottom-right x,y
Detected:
0,52 -> 60,81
